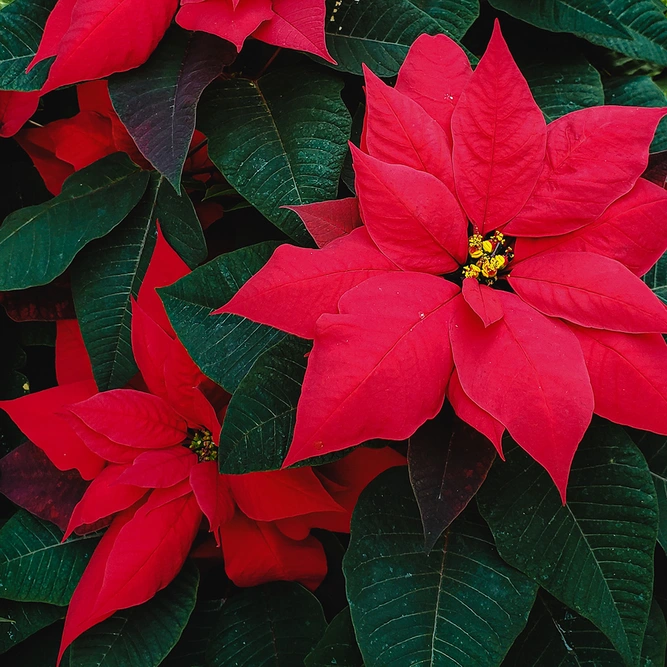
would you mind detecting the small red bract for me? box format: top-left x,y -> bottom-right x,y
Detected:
0,229 -> 403,661
217,21 -> 667,500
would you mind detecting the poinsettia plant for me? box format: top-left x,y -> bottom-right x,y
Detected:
2,0 -> 667,665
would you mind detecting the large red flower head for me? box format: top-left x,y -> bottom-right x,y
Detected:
216,21 -> 667,500
0,228 -> 403,661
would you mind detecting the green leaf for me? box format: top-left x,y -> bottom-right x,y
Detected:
205,582 -> 327,666
1,621 -> 62,666
161,597 -> 225,667
159,243 -> 286,393
603,75 -> 667,152
322,0 -> 451,77
643,600 -> 667,666
489,0 -> 632,39
0,599 -> 64,654
0,510 -> 100,606
643,247 -> 667,303
0,0 -> 55,92
0,153 -> 150,291
407,0 -> 480,38
305,608 -> 363,667
344,467 -> 538,666
521,51 -> 604,121
492,0 -> 667,67
629,429 -> 667,553
219,335 -> 310,474
68,562 -> 199,667
109,27 -> 234,191
503,595 -> 667,667
71,173 -> 205,391
477,421 -> 659,667
199,66 -> 351,244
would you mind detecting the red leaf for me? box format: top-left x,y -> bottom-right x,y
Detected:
215,227 -> 397,339
461,278 -> 503,327
253,0 -> 334,63
570,326 -> 667,435
513,178 -> 667,277
33,0 -> 178,93
68,389 -> 188,449
30,0 -> 78,66
0,442 -> 89,531
116,447 -> 197,489
59,506 -> 138,663
450,292 -> 594,499
130,300 -> 171,401
284,272 -> 459,466
64,412 -> 144,464
505,106 -> 667,237
352,145 -> 467,272
395,34 -> 472,135
164,342 -> 221,435
362,65 -> 454,189
189,461 -> 235,546
65,463 -> 147,539
447,370 -> 504,454
0,381 -> 104,480
55,320 -> 94,385
176,0 -> 273,52
284,197 -> 362,248
451,21 -> 546,234
0,90 -> 39,137
137,224 -> 191,336
91,483 -> 201,618
220,511 -> 327,590
509,252 -> 667,334
228,467 -> 344,522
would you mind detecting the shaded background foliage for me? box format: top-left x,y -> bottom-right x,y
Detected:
2,0 -> 667,665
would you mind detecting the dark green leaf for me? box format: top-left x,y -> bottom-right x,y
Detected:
1,621 -> 62,666
477,422 -> 658,666
503,594 -> 667,667
407,0 -> 480,38
305,608 -> 363,667
0,599 -> 64,654
344,467 -> 538,666
71,173 -> 205,391
323,0 -> 438,77
492,0 -> 667,67
109,27 -> 234,191
629,429 -> 667,553
68,562 -> 199,667
407,407 -> 496,552
0,0 -> 55,92
0,510 -> 100,605
161,597 -> 225,667
159,243 -> 286,393
199,66 -> 351,244
643,248 -> 667,303
603,75 -> 667,152
521,52 -> 604,121
489,0 -> 632,39
205,582 -> 327,666
0,153 -> 149,291
219,335 -> 310,474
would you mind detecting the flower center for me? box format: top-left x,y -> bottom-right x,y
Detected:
462,231 -> 514,284
185,428 -> 217,463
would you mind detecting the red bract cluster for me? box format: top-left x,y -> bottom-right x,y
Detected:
26,0 -> 331,95
0,230 -> 403,660
218,22 -> 667,499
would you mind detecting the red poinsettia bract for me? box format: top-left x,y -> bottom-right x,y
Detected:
0,229 -> 403,660
216,22 -> 667,499
27,0 -> 332,95
176,0 -> 333,61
